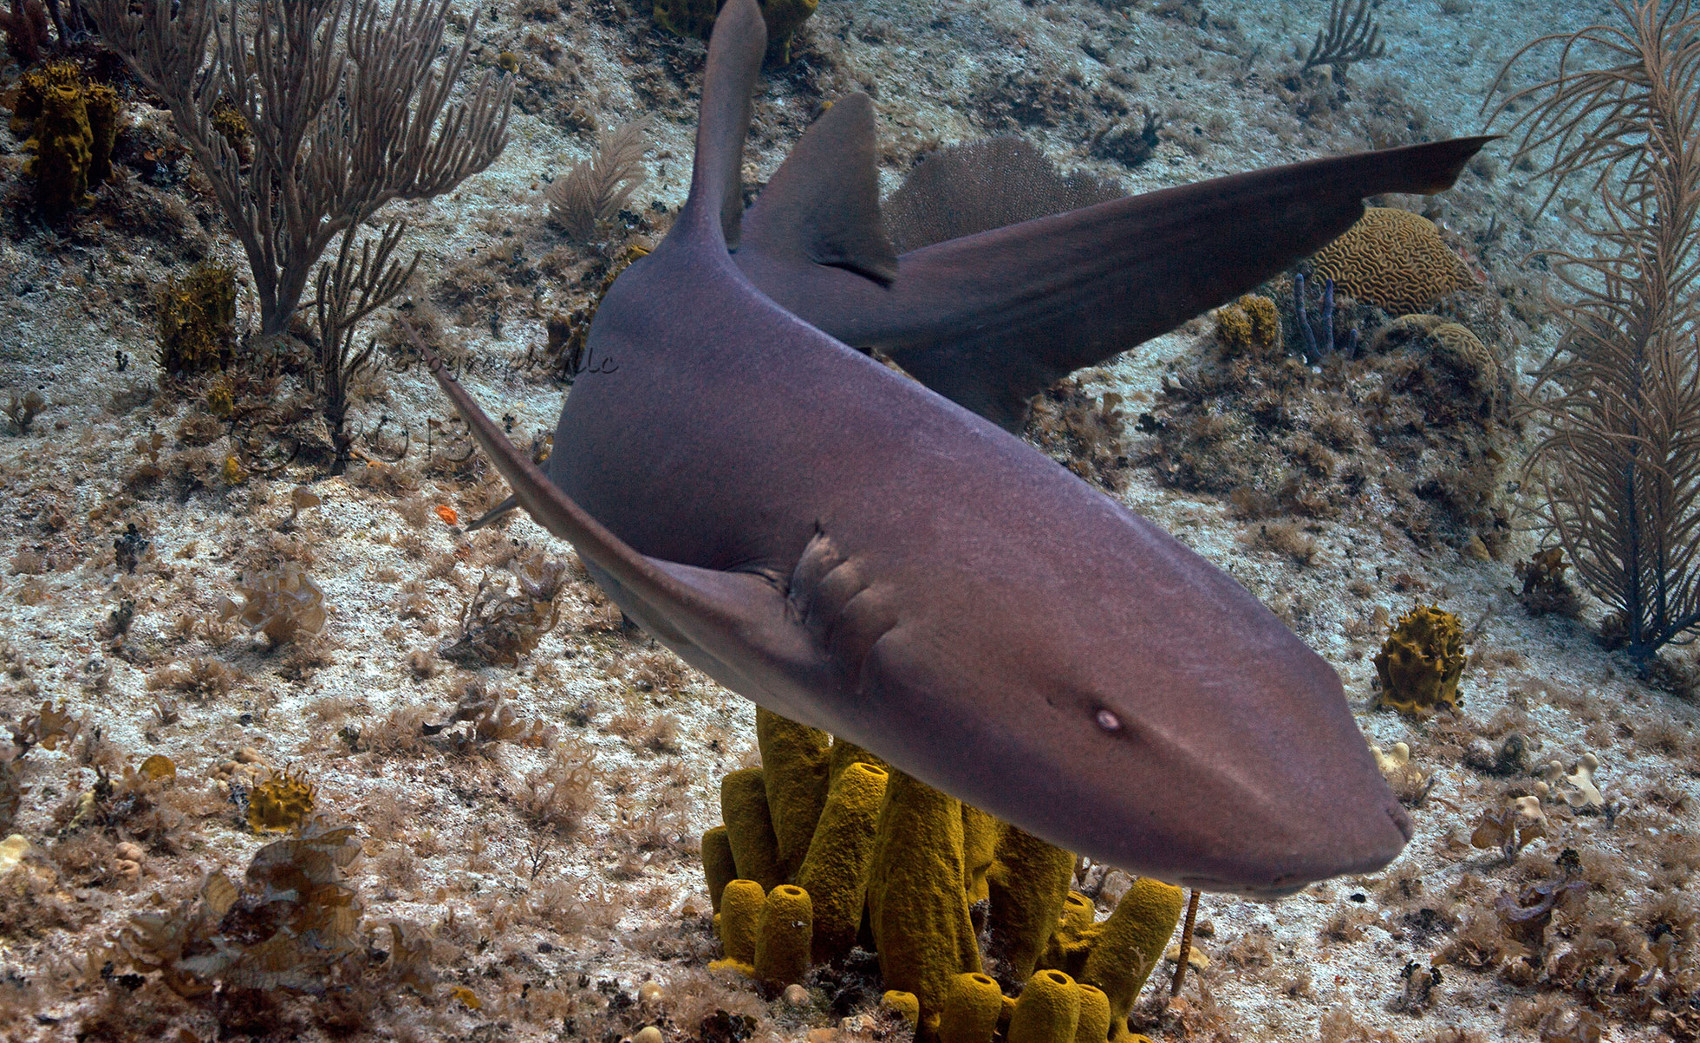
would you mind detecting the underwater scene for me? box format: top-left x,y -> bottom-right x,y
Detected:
1,0 -> 1698,1040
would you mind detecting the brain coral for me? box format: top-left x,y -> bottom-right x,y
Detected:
1368,313 -> 1501,407
1430,321 -> 1496,390
1311,207 -> 1475,314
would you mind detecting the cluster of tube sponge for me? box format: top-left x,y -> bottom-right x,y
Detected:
700,709 -> 1184,1041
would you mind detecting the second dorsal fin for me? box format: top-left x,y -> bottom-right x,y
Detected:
740,93 -> 898,284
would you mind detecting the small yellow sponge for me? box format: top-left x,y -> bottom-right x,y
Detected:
701,825 -> 737,913
755,883 -> 812,987
756,708 -> 831,883
865,771 -> 982,1024
939,971 -> 1003,1043
717,878 -> 765,968
986,825 -> 1076,984
1008,969 -> 1082,1043
721,767 -> 784,890
1074,983 -> 1111,1043
1374,605 -> 1466,717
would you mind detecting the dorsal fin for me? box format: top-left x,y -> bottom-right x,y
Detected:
681,0 -> 766,248
741,93 -> 898,284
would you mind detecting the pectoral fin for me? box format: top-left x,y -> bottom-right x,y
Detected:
405,324 -> 832,716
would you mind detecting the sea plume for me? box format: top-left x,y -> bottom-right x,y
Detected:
1488,0 -> 1700,661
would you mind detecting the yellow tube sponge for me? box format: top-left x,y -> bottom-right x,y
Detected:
1074,983 -> 1111,1043
881,990 -> 920,1029
795,760 -> 888,963
961,805 -> 1001,905
702,825 -> 737,913
1042,892 -> 1099,978
865,771 -> 982,1027
756,708 -> 831,882
827,737 -> 887,788
716,878 -> 765,972
1008,969 -> 1082,1043
939,971 -> 1003,1043
1060,891 -> 1095,933
755,883 -> 813,987
721,767 -> 784,890
986,825 -> 1076,985
1078,879 -> 1184,1032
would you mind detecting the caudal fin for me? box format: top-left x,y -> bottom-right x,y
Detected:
879,135 -> 1497,429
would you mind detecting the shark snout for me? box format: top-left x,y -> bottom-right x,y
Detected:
1267,793 -> 1412,897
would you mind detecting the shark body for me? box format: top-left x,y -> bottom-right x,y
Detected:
427,0 -> 1491,895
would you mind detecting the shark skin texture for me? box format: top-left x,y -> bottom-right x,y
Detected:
424,0 -> 1491,896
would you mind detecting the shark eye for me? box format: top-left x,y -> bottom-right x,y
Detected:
1095,708 -> 1121,733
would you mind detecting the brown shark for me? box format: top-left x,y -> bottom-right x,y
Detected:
423,0 -> 1490,895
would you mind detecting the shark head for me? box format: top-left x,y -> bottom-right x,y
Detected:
822,500 -> 1411,899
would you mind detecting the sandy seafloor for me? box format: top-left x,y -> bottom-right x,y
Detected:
2,0 -> 1698,1040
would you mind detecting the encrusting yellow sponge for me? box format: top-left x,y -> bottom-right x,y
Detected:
1078,879 -> 1184,1035
939,971 -> 1003,1043
1008,969 -> 1082,1043
754,883 -> 813,987
795,760 -> 888,962
721,767 -> 784,890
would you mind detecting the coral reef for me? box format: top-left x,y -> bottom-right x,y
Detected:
1147,280 -> 1513,552
1024,378 -> 1131,491
1310,207 -> 1476,314
1375,605 -> 1467,716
